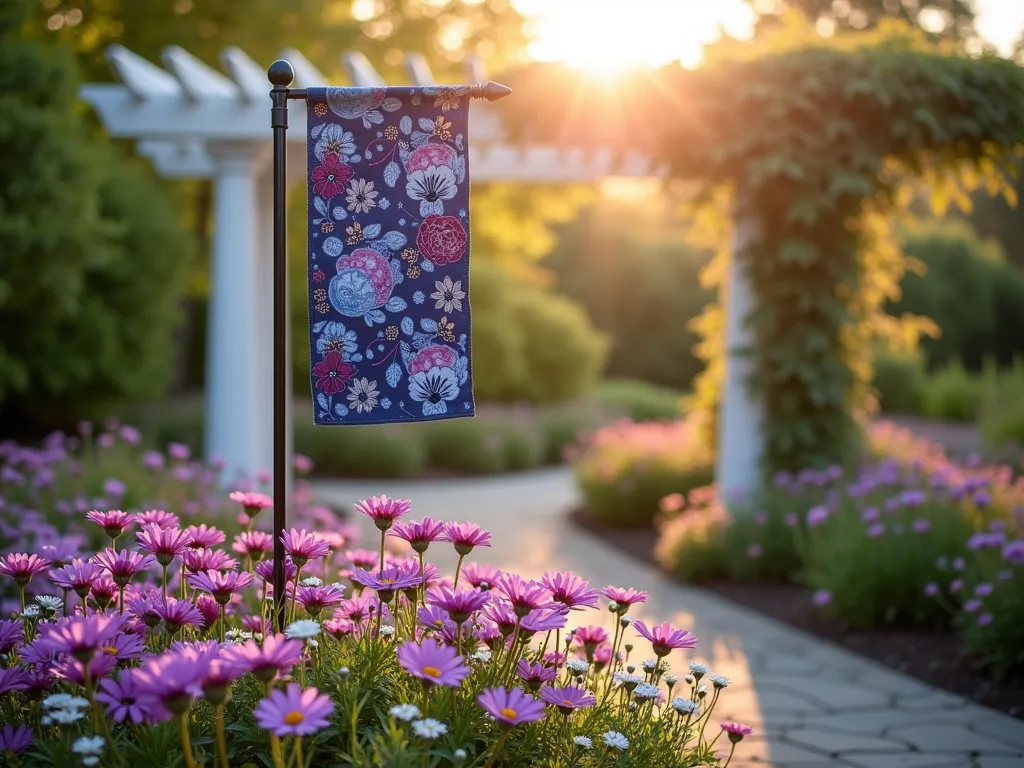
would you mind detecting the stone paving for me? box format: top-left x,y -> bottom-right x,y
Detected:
314,467 -> 1024,768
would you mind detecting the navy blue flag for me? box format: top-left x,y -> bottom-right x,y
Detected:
305,86 -> 473,425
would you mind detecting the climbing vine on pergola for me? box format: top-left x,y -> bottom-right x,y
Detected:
503,24 -> 1024,475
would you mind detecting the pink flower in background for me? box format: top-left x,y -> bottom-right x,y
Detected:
573,626 -> 609,654
182,548 -> 237,574
224,634 -> 303,684
602,586 -> 647,610
295,583 -> 346,616
49,559 -> 102,597
355,496 -> 412,531
494,574 -> 551,617
86,510 -> 136,540
632,620 -> 697,657
0,553 -> 51,586
136,525 -> 190,566
541,571 -> 600,611
426,585 -> 489,623
93,549 -> 154,587
38,614 -> 122,660
812,589 -> 832,607
229,491 -> 273,519
280,529 -> 331,566
461,562 -> 502,589
721,722 -> 753,743
136,509 -> 180,530
659,493 -> 684,513
233,531 -> 273,560
155,599 -> 204,635
187,570 -> 254,604
185,524 -> 225,549
441,522 -> 491,555
254,684 -> 334,737
390,517 -> 445,553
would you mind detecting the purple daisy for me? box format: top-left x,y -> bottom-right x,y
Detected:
255,557 -> 298,585
85,510 -> 136,541
0,668 -> 30,695
539,685 -> 596,714
418,605 -> 454,632
184,524 -> 225,549
93,548 -> 154,588
520,607 -> 569,636
573,626 -> 609,656
228,491 -> 273,520
187,570 -> 254,605
541,572 -> 600,611
389,517 -> 446,553
254,683 -> 334,737
632,620 -> 697,657
232,531 -> 274,561
182,548 -> 237,574
350,567 -> 421,598
50,559 -> 102,599
0,553 -> 51,587
0,724 -> 32,754
426,585 -> 490,624
280,529 -> 331,567
136,524 -> 190,566
0,621 -> 23,654
481,600 -> 518,636
97,669 -> 148,723
136,509 -> 180,530
90,578 -> 120,610
354,495 -> 412,531
134,644 -> 216,719
461,563 -> 502,589
602,586 -> 648,611
295,583 -> 346,617
155,598 -> 205,636
333,595 -> 378,625
516,660 -> 557,691
224,634 -> 303,684
396,638 -> 470,688
477,686 -> 546,727
441,522 -> 491,555
721,722 -> 753,743
494,574 -> 552,618
38,614 -> 122,661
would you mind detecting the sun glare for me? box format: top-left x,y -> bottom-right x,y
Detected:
513,0 -> 755,71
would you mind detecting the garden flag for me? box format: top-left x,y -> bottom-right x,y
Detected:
305,86 -> 473,425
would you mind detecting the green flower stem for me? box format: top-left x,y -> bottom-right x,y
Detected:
270,734 -> 286,768
452,554 -> 466,589
289,565 -> 304,626
482,732 -> 509,768
215,705 -> 229,768
161,566 -> 168,603
180,563 -> 187,600
176,714 -> 196,768
219,604 -> 226,644
291,735 -> 304,768
378,531 -> 386,577
722,742 -> 737,768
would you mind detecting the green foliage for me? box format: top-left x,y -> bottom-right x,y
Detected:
954,543 -> 1024,674
574,419 -> 715,528
0,9 -> 192,429
917,359 -> 981,420
590,379 -> 684,423
801,498 -> 974,629
470,263 -> 609,404
419,419 -> 542,475
977,358 -> 1024,449
653,491 -> 730,583
545,193 -> 713,390
872,347 -> 924,413
297,422 -> 429,479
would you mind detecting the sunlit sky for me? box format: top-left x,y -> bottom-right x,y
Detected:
512,0 -> 1024,70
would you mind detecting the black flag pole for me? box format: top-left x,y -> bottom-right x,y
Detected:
266,59 -> 509,632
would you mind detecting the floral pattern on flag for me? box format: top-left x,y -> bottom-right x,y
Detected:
306,86 -> 474,425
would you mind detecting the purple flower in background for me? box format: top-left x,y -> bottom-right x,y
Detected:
812,590 -> 832,607
632,620 -> 697,657
142,451 -> 165,471
295,583 -> 346,616
461,562 -> 502,589
396,638 -> 470,688
867,523 -> 885,538
953,557 -> 966,572
1003,541 -> 1024,564
963,599 -> 983,613
182,548 -> 237,574
950,579 -> 964,594
0,668 -> 30,695
155,599 -> 205,635
94,549 -> 154,587
477,686 -> 546,727
49,559 -> 102,598
746,544 -> 763,559
134,645 -> 214,719
977,613 -> 993,626
97,669 -> 148,723
254,683 -> 334,737
541,571 -> 600,611
539,685 -> 596,714
38,614 -> 122,661
495,574 -> 552,617
136,525 -> 190,566
602,586 -> 648,609
911,519 -> 931,534
256,558 -> 297,585
389,517 -> 446,553
103,479 -> 126,499
784,513 -> 799,528
350,567 -> 421,596
441,522 -> 491,555
721,722 -> 753,743
137,509 -> 180,529
280,529 -> 331,567
806,506 -> 829,527
184,524 -> 226,549
426,585 -> 489,624
0,553 -> 51,587
0,621 -> 24,653
924,583 -> 939,597
293,454 -> 314,475
973,491 -> 992,508
187,570 -> 254,605
516,660 -> 557,691
520,607 -> 569,635
975,583 -> 993,597
0,724 -> 33,754
355,495 -> 412,531
167,443 -> 190,462
233,531 -> 274,561
224,634 -> 303,684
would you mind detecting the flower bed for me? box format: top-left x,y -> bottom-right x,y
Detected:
571,417 -> 714,528
655,422 -> 1024,678
0,426 -> 750,766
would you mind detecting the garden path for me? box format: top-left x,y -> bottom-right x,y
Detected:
315,468 -> 1024,768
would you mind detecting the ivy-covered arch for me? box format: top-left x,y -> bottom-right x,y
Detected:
502,24 -> 1024,478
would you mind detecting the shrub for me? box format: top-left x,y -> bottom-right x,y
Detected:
977,358 -> 1024,451
418,419 -> 542,475
470,263 -> 608,404
918,360 -> 980,421
591,379 -> 684,422
574,418 -> 714,528
0,17 -> 192,431
872,347 -> 924,414
297,422 -> 427,479
654,488 -> 730,582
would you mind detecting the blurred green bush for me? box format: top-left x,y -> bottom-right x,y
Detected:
590,379 -> 683,422
872,347 -> 924,414
0,18 -> 192,431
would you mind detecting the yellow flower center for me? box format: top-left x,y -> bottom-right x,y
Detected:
500,707 -> 518,719
284,711 -> 304,726
563,699 -> 573,706
422,666 -> 441,678
380,578 -> 395,585
103,646 -> 119,656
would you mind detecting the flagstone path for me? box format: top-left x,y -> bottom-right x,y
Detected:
314,468 -> 1024,768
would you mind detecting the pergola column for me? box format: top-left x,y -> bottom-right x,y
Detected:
205,141 -> 267,483
715,210 -> 764,508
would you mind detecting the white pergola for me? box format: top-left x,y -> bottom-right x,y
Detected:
80,45 -> 759,500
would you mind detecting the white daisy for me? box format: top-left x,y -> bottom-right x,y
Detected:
284,619 -> 321,640
470,649 -> 492,663
430,275 -> 466,313
35,595 -> 63,611
72,736 -> 105,756
390,704 -> 421,721
412,718 -> 448,739
379,625 -> 395,637
345,178 -> 378,214
573,735 -> 592,748
710,674 -> 730,689
301,576 -> 324,587
566,659 -> 589,675
44,694 -> 87,711
671,697 -> 699,715
346,377 -> 379,414
633,683 -> 660,700
603,731 -> 629,751
46,708 -> 85,725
